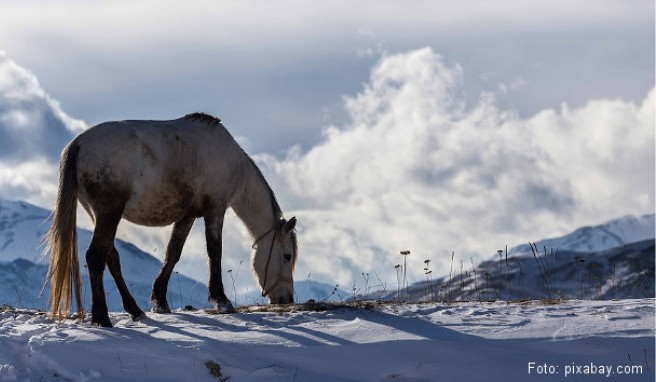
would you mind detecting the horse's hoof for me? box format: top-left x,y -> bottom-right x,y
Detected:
131,311 -> 147,321
151,304 -> 171,314
92,318 -> 113,328
217,302 -> 236,314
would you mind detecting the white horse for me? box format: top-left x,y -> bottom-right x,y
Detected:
45,113 -> 297,327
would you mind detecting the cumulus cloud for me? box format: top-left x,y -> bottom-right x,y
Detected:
0,49 -> 652,297
0,52 -> 87,206
259,48 -> 655,286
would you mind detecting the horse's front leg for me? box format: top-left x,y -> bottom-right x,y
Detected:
204,210 -> 236,313
151,217 -> 195,313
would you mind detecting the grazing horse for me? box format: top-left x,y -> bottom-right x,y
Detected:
45,113 -> 298,327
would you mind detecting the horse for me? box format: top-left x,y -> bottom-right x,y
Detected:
44,112 -> 298,327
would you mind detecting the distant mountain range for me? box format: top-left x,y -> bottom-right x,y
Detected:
366,214 -> 655,302
509,214 -> 654,255
0,199 -> 210,311
1,199 -> 653,309
0,199 -> 344,311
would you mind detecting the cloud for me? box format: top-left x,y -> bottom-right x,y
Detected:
1,0 -> 652,158
258,48 -> 655,286
0,52 -> 87,206
0,48 -> 652,298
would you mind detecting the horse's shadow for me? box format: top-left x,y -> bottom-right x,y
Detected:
115,306 -> 483,349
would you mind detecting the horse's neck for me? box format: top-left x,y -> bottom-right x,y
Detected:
231,170 -> 277,239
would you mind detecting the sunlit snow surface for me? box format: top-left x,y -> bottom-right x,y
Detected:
0,299 -> 653,381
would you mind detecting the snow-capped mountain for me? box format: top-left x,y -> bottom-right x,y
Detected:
0,199 -> 209,311
0,199 -> 346,310
2,199 -> 653,309
509,214 -> 655,256
371,214 -> 655,302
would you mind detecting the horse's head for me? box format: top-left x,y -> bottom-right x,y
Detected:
252,217 -> 298,304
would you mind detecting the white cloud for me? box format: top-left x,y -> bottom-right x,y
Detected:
0,48 -> 652,298
0,52 -> 87,205
258,48 -> 655,287
0,158 -> 59,208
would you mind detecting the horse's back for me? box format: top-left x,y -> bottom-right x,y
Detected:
72,116 -> 246,226
76,116 -> 234,158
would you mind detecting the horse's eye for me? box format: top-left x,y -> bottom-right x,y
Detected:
284,254 -> 292,262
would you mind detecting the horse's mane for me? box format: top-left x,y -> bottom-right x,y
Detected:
243,151 -> 284,221
247,155 -> 297,260
182,112 -> 222,127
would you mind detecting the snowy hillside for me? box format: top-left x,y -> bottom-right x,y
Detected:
0,199 -> 208,312
0,299 -> 653,381
371,214 -> 655,302
411,240 -> 654,302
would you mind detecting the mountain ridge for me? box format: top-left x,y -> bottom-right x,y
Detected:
510,213 -> 654,256
366,213 -> 655,302
1,199 -> 653,308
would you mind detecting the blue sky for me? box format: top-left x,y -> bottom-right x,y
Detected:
0,0 -> 654,295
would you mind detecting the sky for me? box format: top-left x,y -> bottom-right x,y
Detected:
0,0 -> 654,297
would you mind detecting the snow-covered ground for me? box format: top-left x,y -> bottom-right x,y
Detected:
0,299 -> 653,381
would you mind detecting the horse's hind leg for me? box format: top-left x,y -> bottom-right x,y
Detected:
86,212 -> 122,327
151,217 -> 194,313
107,246 -> 145,320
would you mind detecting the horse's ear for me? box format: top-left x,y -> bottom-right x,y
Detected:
283,216 -> 297,234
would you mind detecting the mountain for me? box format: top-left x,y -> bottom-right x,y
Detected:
2,199 -> 653,308
0,199 -> 208,311
368,214 -> 655,302
509,214 -> 655,256
0,199 -> 349,310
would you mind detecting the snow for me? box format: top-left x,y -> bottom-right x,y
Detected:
0,299 -> 653,381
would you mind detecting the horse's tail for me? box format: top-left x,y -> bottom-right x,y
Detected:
43,142 -> 83,320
